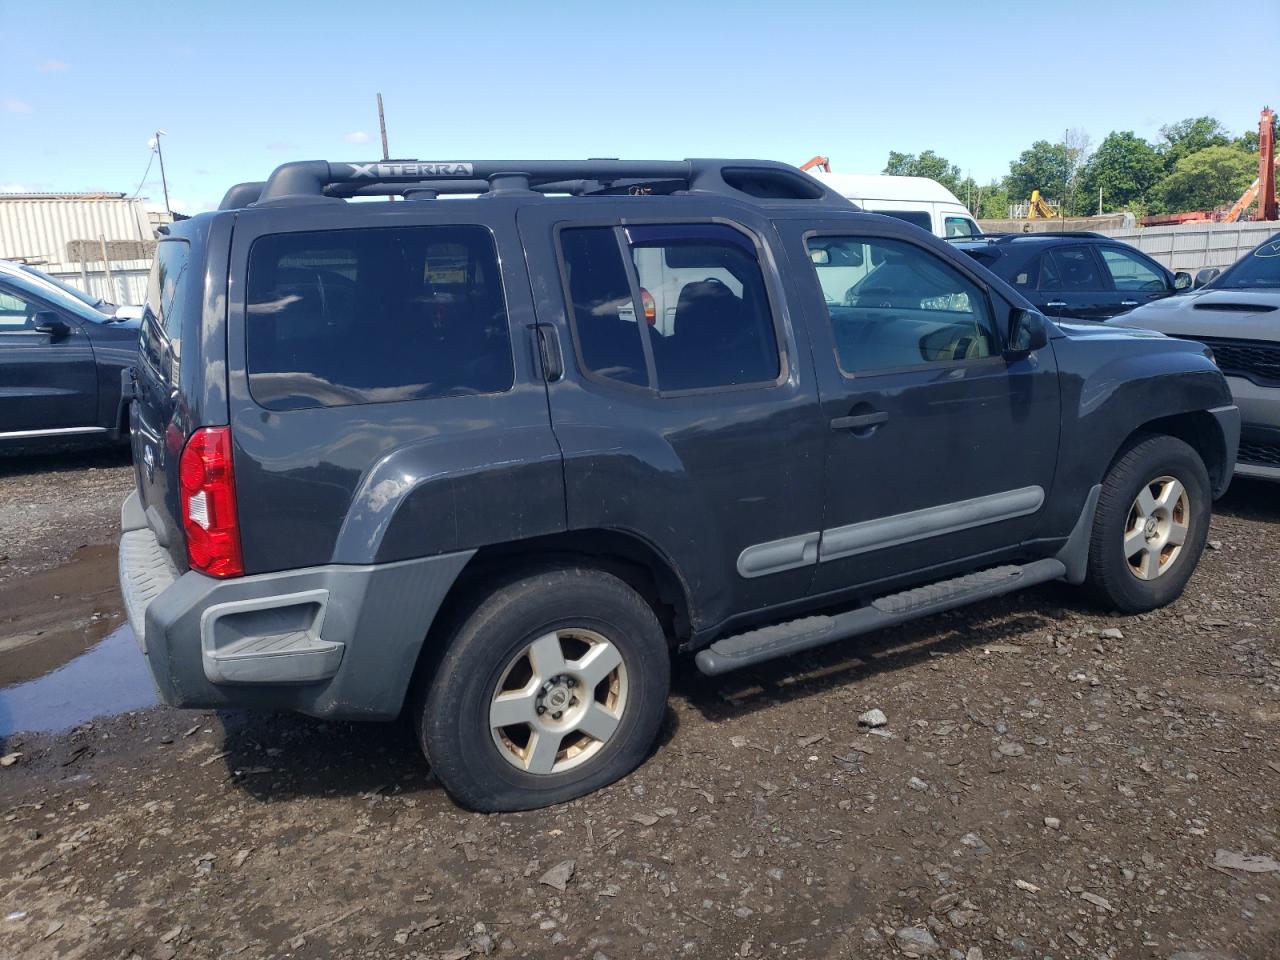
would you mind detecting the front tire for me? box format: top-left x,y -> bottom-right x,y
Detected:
416,566 -> 670,812
1084,433 -> 1211,613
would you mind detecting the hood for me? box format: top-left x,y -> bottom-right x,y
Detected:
1110,288 -> 1280,341
1053,318 -> 1168,341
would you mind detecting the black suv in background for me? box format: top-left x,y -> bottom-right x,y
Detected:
0,267 -> 139,451
953,232 -> 1193,321
120,158 -> 1238,812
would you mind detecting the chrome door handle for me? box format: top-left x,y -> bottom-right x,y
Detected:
1120,300 -> 1139,306
831,411 -> 888,431
1045,300 -> 1067,308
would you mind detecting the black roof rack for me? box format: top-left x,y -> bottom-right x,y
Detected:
217,159 -> 853,210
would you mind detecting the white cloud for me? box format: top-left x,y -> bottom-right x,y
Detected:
343,131 -> 371,145
38,59 -> 70,72
3,99 -> 33,114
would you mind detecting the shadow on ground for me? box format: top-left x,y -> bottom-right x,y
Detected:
1215,476 -> 1280,523
674,583 -> 1068,723
0,444 -> 131,478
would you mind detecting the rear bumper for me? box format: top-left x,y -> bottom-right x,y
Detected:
118,491 -> 473,720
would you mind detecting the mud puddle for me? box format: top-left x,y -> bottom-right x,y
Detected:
0,624 -> 156,737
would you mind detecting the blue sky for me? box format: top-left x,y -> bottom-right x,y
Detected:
2,0 -> 1274,213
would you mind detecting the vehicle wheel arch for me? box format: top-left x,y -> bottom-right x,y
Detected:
406,528 -> 694,702
1109,410 -> 1229,495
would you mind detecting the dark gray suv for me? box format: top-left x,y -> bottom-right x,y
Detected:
119,158 -> 1239,811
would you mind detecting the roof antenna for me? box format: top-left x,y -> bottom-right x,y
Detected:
376,93 -> 390,161
376,93 -> 394,201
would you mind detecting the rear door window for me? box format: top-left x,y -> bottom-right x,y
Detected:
558,223 -> 780,393
1041,246 -> 1106,291
244,225 -> 514,410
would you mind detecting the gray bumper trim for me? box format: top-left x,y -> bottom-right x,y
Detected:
117,491 -> 476,719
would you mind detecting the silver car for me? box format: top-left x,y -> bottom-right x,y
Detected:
1110,232 -> 1280,481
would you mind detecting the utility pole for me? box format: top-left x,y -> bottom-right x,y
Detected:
152,130 -> 171,217
377,93 -> 390,161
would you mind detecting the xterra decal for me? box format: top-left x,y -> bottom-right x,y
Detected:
345,162 -> 473,179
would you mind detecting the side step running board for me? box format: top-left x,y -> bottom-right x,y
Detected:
695,558 -> 1066,676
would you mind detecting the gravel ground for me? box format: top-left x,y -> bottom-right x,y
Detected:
0,447 -> 134,584
0,459 -> 1277,960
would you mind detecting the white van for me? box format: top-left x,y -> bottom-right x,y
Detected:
806,172 -> 982,240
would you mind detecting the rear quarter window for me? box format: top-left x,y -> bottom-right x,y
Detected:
244,225 -> 514,410
140,239 -> 191,385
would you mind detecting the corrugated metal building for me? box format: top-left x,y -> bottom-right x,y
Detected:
0,193 -> 158,305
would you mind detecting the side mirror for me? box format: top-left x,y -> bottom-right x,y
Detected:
1194,267 -> 1220,289
32,312 -> 71,340
1007,308 -> 1048,356
1173,271 -> 1193,291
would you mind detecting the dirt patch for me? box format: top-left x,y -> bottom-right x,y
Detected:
0,479 -> 1276,959
0,447 -> 133,586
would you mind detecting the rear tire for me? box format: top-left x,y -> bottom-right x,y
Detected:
1084,433 -> 1210,613
416,566 -> 670,812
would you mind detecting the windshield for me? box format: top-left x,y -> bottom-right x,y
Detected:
1211,235 -> 1280,290
1,270 -> 106,322
19,263 -> 110,310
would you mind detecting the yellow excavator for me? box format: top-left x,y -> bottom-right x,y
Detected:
1027,189 -> 1057,219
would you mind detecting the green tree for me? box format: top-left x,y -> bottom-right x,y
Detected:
1076,131 -> 1164,213
1235,128 -> 1260,153
1158,116 -> 1230,170
1005,141 -> 1072,207
976,181 -> 1009,219
1155,145 -> 1256,212
883,149 -> 962,196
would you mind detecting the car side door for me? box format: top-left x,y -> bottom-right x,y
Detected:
1095,243 -> 1176,316
0,282 -> 99,437
777,218 -> 1061,600
1037,244 -> 1115,321
517,203 -> 827,636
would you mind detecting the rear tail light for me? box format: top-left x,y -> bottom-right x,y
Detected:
640,287 -> 657,326
179,426 -> 244,578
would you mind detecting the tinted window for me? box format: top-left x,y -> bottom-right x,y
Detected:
559,227 -> 648,386
945,216 -> 979,238
1040,246 -> 1104,291
140,239 -> 190,384
879,210 -> 933,232
806,236 -> 997,374
559,224 -> 780,392
1098,246 -> 1167,291
245,225 -> 513,411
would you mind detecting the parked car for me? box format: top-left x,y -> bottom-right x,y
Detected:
0,259 -> 144,322
953,232 -> 1193,321
0,266 -> 140,451
806,172 -> 982,239
119,157 -> 1238,812
1110,232 -> 1280,481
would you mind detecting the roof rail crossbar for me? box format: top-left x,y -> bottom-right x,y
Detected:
251,159 -> 849,206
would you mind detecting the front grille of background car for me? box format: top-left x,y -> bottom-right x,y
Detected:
1238,441 -> 1280,468
1185,337 -> 1280,386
